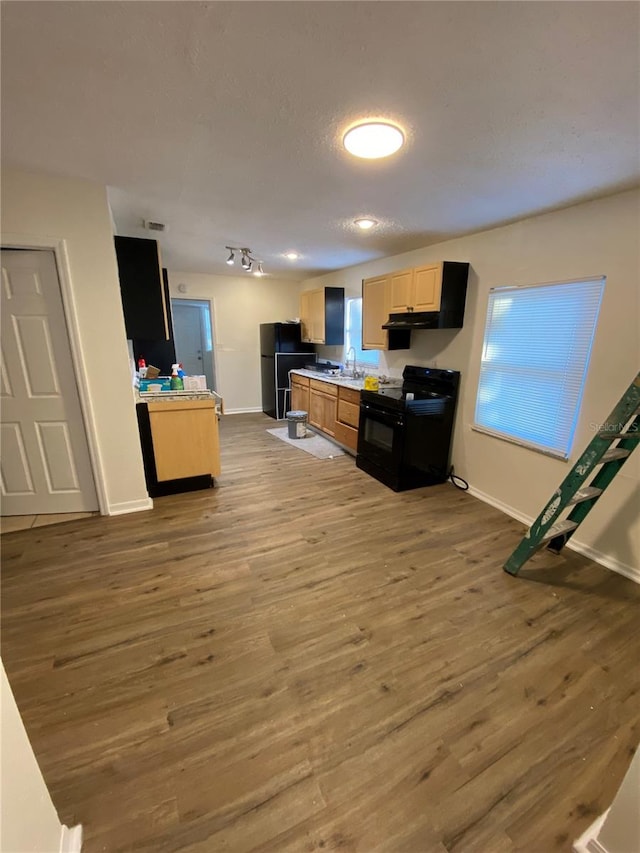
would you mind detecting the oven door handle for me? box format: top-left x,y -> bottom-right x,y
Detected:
361,403 -> 405,428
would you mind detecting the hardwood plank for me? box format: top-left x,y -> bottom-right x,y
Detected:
1,412 -> 639,852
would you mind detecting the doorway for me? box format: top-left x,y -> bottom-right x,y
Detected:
171,299 -> 216,391
0,249 -> 99,516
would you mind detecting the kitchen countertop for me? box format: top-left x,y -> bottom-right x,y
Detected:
135,389 -> 224,414
290,369 -> 401,392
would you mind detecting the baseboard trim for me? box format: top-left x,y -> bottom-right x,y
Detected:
107,497 -> 154,516
572,809 -> 610,853
223,407 -> 264,415
60,823 -> 83,853
466,486 -> 639,585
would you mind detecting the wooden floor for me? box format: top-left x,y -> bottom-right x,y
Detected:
2,413 -> 639,853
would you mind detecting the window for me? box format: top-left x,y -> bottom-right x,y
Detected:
474,277 -> 604,458
345,297 -> 379,367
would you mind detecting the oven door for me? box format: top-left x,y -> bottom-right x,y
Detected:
357,402 -> 405,471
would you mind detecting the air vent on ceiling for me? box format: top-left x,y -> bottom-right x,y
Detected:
143,219 -> 166,232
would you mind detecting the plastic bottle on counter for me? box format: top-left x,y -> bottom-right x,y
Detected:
138,357 -> 147,379
170,364 -> 184,391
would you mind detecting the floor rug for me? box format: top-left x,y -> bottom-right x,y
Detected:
266,426 -> 344,459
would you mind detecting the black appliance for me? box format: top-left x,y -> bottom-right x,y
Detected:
356,365 -> 460,491
260,323 -> 315,419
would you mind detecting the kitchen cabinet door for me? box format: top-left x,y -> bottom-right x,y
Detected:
115,236 -> 169,341
321,392 -> 337,436
413,263 -> 442,312
291,380 -> 309,414
362,275 -> 389,350
309,389 -> 324,429
148,399 -> 219,481
388,269 -> 414,312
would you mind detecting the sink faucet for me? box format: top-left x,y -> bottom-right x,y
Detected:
346,346 -> 357,375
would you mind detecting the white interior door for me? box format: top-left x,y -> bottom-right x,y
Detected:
1,249 -> 98,515
171,300 -> 216,391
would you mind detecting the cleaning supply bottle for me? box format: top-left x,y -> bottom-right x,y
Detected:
137,357 -> 147,379
170,364 -> 184,391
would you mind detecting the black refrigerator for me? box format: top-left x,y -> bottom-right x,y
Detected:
260,323 -> 315,419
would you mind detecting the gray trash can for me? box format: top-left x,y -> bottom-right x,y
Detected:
286,410 -> 308,439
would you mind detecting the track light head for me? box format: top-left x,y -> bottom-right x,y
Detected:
225,246 -> 263,275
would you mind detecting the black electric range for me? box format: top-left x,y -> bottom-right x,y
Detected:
356,365 -> 460,491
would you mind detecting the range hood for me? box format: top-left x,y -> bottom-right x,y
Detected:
382,312 -> 440,330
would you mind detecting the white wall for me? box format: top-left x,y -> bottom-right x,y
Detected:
574,748 -> 640,853
302,190 -> 640,578
167,271 -> 301,413
1,167 -> 150,515
1,661 -> 64,853
597,748 -> 640,853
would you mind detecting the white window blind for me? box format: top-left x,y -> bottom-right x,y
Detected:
474,277 -> 605,458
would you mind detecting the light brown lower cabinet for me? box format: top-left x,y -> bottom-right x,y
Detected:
309,379 -> 337,436
290,375 -> 310,413
334,386 -> 360,452
147,399 -> 220,482
301,376 -> 361,452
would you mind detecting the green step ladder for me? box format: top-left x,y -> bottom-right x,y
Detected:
504,370 -> 640,576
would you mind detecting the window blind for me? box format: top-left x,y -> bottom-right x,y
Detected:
474,277 -> 605,458
346,298 -> 379,367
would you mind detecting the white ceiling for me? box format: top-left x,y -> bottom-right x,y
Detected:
2,1 -> 639,279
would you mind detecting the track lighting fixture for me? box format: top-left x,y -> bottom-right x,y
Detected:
225,246 -> 265,276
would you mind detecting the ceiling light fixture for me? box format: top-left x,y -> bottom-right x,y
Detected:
354,217 -> 378,230
225,246 -> 264,276
343,120 -> 405,159
284,251 -> 299,261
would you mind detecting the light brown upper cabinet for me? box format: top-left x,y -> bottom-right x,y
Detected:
362,261 -> 469,350
300,287 -> 345,345
389,264 -> 443,312
388,269 -> 415,312
362,276 -> 390,350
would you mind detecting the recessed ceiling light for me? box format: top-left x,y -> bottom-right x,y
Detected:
343,121 -> 405,159
284,251 -> 299,261
354,217 -> 378,230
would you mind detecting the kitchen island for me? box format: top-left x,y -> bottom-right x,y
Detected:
136,391 -> 222,497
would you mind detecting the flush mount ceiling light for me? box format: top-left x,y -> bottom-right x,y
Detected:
225,246 -> 265,276
284,251 -> 300,261
354,217 -> 378,230
343,120 -> 405,159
